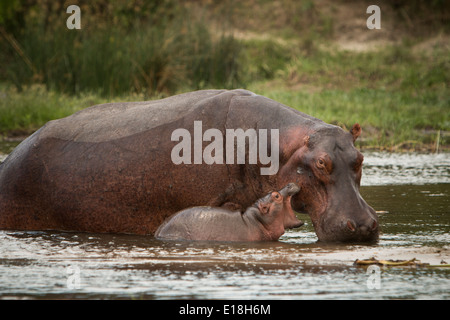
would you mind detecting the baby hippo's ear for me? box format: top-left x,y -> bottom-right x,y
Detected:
258,203 -> 270,215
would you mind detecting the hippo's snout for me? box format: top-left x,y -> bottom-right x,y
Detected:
346,218 -> 377,233
334,208 -> 379,242
316,205 -> 379,243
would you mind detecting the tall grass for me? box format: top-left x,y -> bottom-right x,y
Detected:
0,1 -> 243,96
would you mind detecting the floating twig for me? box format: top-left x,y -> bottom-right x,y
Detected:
354,257 -> 450,268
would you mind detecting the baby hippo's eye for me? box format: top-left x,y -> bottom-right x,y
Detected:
271,192 -> 282,202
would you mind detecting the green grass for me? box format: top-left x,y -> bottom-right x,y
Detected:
0,85 -> 97,134
244,42 -> 449,151
247,86 -> 448,150
0,0 -> 448,151
0,84 -> 152,134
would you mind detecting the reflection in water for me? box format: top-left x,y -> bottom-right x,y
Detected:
0,152 -> 449,299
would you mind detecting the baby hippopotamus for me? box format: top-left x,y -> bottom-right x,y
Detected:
155,183 -> 302,241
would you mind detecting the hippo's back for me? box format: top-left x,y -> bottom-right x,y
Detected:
0,89 -> 259,233
39,89 -> 238,143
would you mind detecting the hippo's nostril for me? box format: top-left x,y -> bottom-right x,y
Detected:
346,220 -> 356,232
371,219 -> 378,231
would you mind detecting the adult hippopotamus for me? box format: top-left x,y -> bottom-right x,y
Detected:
155,183 -> 301,241
0,89 -> 378,242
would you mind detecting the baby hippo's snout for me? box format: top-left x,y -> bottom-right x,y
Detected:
280,183 -> 301,197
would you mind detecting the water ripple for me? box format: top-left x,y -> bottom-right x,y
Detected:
362,152 -> 450,186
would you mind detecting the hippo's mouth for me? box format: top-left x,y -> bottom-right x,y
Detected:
285,197 -> 304,228
280,183 -> 304,229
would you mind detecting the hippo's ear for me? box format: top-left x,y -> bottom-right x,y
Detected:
350,123 -> 361,143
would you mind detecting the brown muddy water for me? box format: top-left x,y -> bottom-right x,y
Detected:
0,150 -> 449,299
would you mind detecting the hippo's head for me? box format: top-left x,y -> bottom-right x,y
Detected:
255,183 -> 303,231
279,124 -> 378,242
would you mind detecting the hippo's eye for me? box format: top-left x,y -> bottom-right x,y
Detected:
296,167 -> 303,174
316,155 -> 332,173
317,158 -> 325,168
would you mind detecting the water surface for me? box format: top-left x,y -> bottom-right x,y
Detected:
0,152 -> 449,299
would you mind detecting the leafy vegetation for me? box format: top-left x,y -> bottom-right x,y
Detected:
0,0 -> 448,151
